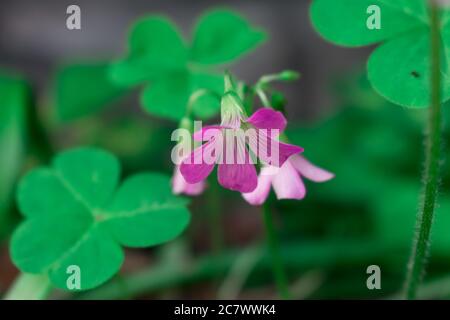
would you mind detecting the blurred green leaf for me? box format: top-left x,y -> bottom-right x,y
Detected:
11,147 -> 190,290
140,71 -> 223,121
310,0 -> 450,107
190,9 -> 267,64
191,93 -> 221,120
110,9 -> 266,121
55,63 -> 126,121
0,71 -> 28,238
310,0 -> 425,47
190,72 -> 223,120
55,115 -> 174,174
141,71 -> 191,121
110,17 -> 187,86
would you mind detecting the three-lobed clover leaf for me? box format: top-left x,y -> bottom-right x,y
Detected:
310,0 -> 450,108
110,9 -> 267,121
10,147 -> 190,291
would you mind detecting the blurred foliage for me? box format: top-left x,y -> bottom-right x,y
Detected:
54,62 -> 126,121
54,10 -> 266,123
271,72 -> 450,297
0,71 -> 29,239
55,115 -> 174,175
310,0 -> 450,108
110,9 -> 266,121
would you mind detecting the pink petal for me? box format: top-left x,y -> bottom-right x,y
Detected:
215,129 -> 258,192
242,167 -> 275,205
180,141 -> 217,184
172,166 -> 206,196
278,142 -> 304,166
217,151 -> 258,193
246,108 -> 287,131
290,154 -> 335,182
272,161 -> 306,200
193,125 -> 224,142
248,130 -> 303,167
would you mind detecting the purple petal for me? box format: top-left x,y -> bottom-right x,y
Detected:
218,164 -> 258,193
180,141 -> 217,184
246,108 -> 287,131
218,161 -> 258,193
248,130 -> 303,167
242,167 -> 274,205
172,166 -> 206,196
278,142 -> 304,166
193,125 -> 224,142
290,154 -> 334,182
272,161 -> 306,200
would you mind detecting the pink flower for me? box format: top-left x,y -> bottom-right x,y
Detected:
172,165 -> 206,196
242,154 -> 334,205
180,98 -> 303,193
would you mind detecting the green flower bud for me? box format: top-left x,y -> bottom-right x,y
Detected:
278,70 -> 300,81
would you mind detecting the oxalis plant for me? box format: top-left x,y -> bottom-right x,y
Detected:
3,9 -> 334,300
173,71 -> 334,299
310,0 -> 449,299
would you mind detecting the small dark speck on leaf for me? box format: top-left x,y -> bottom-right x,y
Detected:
411,71 -> 420,78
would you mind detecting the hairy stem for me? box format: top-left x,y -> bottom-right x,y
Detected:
3,273 -> 52,300
404,2 -> 443,300
262,203 -> 291,299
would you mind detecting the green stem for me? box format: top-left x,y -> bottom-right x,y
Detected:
404,2 -> 443,300
3,273 -> 52,300
262,203 -> 291,299
254,82 -> 292,299
27,92 -> 53,163
207,181 -> 224,255
256,89 -> 271,108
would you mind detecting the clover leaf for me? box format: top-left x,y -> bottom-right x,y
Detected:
10,147 -> 190,291
190,9 -> 267,64
55,62 -> 126,121
110,9 -> 266,121
310,0 -> 450,108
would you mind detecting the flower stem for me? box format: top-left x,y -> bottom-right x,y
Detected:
4,273 -> 52,300
207,181 -> 224,255
404,2 -> 443,300
256,89 -> 271,108
27,92 -> 53,163
255,82 -> 291,299
262,203 -> 291,299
